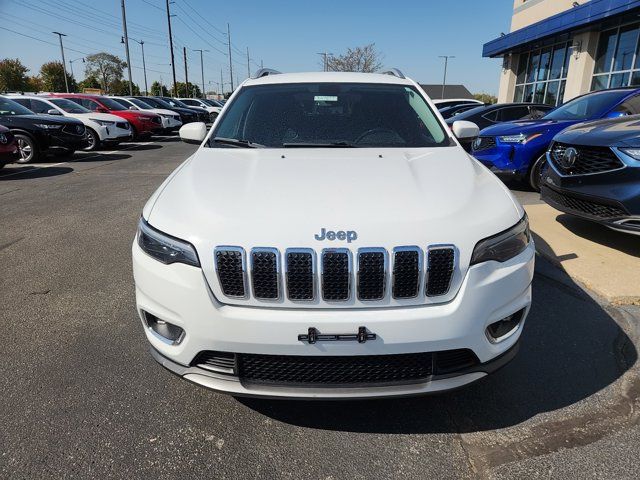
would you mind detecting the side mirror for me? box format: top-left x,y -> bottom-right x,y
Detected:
179,122 -> 207,145
96,107 -> 109,113
604,110 -> 627,119
451,120 -> 480,141
129,106 -> 137,110
47,109 -> 62,115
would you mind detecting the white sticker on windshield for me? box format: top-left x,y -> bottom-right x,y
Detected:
314,95 -> 338,102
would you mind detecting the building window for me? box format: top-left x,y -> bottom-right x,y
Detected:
591,23 -> 640,90
513,42 -> 570,106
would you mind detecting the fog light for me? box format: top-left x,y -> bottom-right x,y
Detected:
486,309 -> 524,343
143,311 -> 185,345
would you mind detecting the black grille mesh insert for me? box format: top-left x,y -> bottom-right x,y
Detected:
427,248 -> 455,296
357,251 -> 385,300
392,250 -> 420,299
286,252 -> 314,300
251,250 -> 278,299
215,250 -> 246,297
238,352 -> 434,386
434,349 -> 479,375
550,142 -> 624,176
542,186 -> 627,219
322,251 -> 350,301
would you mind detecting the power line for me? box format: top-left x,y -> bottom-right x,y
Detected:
180,0 -> 226,36
173,1 -> 227,47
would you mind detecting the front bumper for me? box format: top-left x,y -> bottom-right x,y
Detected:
98,124 -> 132,143
44,131 -> 89,150
132,240 -> 535,398
473,138 -> 547,179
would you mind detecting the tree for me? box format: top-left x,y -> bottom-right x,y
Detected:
326,44 -> 383,73
473,93 -> 497,105
40,61 -> 77,93
0,58 -> 30,91
77,75 -> 101,92
27,76 -> 44,92
150,81 -> 169,96
84,52 -> 126,94
175,81 -> 201,98
109,79 -> 140,96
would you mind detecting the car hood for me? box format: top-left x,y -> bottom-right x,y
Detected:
145,108 -> 177,116
13,114 -> 84,125
70,112 -> 124,123
553,115 -> 640,147
480,119 -> 576,137
147,147 -> 523,272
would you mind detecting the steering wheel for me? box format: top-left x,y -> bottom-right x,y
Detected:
354,127 -> 399,145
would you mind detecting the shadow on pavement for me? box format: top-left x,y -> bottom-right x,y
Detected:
0,166 -> 73,180
75,153 -> 132,162
556,214 -> 640,258
121,144 -> 163,151
239,255 -> 637,433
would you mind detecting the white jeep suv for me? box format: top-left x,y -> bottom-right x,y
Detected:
132,70 -> 534,399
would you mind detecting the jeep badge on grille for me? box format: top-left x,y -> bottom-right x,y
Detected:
314,228 -> 357,243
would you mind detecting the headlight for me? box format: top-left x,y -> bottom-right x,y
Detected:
470,215 -> 531,265
89,119 -> 115,126
499,133 -> 542,144
34,124 -> 62,130
619,147 -> 640,160
137,218 -> 200,267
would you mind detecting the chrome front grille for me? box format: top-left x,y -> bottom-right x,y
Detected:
213,245 -> 457,305
549,142 -> 625,176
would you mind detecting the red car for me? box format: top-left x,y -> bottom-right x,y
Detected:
0,125 -> 19,169
51,94 -> 162,140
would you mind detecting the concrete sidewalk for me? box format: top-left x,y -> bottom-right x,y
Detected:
524,203 -> 640,305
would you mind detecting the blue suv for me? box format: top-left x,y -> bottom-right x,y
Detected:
472,88 -> 640,190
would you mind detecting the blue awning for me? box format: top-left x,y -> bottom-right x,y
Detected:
483,0 -> 640,57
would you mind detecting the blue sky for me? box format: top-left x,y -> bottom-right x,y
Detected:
0,0 -> 514,94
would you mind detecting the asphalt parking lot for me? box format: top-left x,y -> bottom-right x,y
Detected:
1,139 -> 640,479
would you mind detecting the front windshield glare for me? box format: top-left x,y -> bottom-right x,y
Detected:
98,97 -> 127,111
50,98 -> 90,113
544,91 -> 627,120
210,83 -> 449,148
0,97 -> 35,116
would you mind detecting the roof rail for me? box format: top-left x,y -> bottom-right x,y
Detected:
251,68 -> 281,79
381,68 -> 406,79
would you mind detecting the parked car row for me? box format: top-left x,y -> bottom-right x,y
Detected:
0,93 -> 222,166
445,88 -> 640,236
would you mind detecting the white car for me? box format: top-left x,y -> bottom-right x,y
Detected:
132,70 -> 534,399
177,98 -> 221,121
7,95 -> 131,151
110,97 -> 182,133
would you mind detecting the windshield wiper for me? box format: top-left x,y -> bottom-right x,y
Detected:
212,137 -> 264,148
282,141 -> 358,148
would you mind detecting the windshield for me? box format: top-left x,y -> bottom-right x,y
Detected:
210,83 -> 449,148
49,98 -> 90,113
111,98 -> 134,109
203,99 -> 222,107
163,97 -> 190,108
148,97 -> 173,109
0,97 -> 35,115
128,98 -> 152,109
543,90 -> 629,120
97,97 -> 127,111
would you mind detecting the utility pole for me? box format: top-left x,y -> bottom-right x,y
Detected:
261,59 -> 264,69
166,0 -> 177,97
438,55 -> 455,99
220,69 -> 224,96
317,52 -> 332,72
183,46 -> 188,97
120,0 -> 134,95
53,32 -> 69,93
246,47 -> 250,78
227,23 -> 234,91
193,49 -> 208,98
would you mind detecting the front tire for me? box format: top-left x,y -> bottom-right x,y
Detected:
528,154 -> 546,192
14,134 -> 39,164
82,128 -> 101,151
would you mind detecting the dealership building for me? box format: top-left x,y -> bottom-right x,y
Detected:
484,0 -> 640,106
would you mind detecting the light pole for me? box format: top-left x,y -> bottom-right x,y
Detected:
68,57 -> 84,81
438,55 -> 455,99
120,0 -> 134,95
130,39 -> 148,95
193,49 -> 209,98
52,32 -> 69,93
317,52 -> 333,72
227,23 -> 234,91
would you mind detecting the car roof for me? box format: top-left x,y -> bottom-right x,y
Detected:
242,71 -> 415,87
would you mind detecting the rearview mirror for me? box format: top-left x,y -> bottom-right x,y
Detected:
179,122 -> 207,145
47,109 -> 62,115
451,120 -> 480,141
